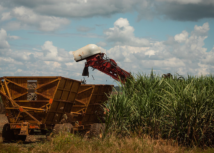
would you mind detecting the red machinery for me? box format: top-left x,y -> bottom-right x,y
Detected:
72,44 -> 131,83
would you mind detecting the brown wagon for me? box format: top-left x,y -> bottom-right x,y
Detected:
63,84 -> 113,137
0,76 -> 81,142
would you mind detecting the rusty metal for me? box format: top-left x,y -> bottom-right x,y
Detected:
60,84 -> 113,133
19,122 -> 29,135
82,53 -> 131,84
0,76 -> 81,135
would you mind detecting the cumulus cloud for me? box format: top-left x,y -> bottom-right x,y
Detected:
172,22 -> 209,61
1,12 -> 12,21
0,36 -> 82,80
0,28 -> 11,55
1,0 -> 213,22
42,41 -> 58,60
101,44 -> 186,78
8,35 -> 20,39
101,21 -> 214,78
104,18 -> 150,47
0,0 -> 145,18
1,21 -> 214,85
201,46 -> 214,65
193,22 -> 209,36
0,28 -> 20,54
2,6 -> 70,31
174,31 -> 188,43
96,42 -> 107,47
0,5 -> 5,12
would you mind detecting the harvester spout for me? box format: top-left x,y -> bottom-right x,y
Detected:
72,44 -> 131,83
72,44 -> 101,62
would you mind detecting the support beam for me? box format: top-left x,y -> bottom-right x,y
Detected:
13,92 -> 28,100
35,78 -> 59,90
77,87 -> 93,94
5,79 -> 27,90
35,92 -> 51,100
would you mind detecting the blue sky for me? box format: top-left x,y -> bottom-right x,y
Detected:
0,0 -> 214,85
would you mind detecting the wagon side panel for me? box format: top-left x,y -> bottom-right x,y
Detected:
45,78 -> 81,125
82,85 -> 113,124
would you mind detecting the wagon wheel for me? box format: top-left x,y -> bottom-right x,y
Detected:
2,123 -> 16,142
16,135 -> 27,142
90,123 -> 106,138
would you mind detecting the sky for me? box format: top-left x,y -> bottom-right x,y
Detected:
0,0 -> 214,86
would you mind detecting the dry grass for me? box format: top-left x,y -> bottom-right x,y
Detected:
0,133 -> 214,153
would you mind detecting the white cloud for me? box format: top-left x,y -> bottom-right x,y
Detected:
0,5 -> 5,12
201,46 -> 214,65
3,21 -> 22,31
104,18 -> 150,47
96,42 -> 107,47
3,6 -> 70,32
16,69 -> 22,73
8,35 -> 20,39
1,0 -> 213,22
53,62 -> 61,68
100,21 -> 214,79
42,41 -> 58,60
5,0 -> 144,18
193,22 -> 209,36
174,30 -> 188,43
145,50 -> 155,57
1,21 -> 214,85
104,45 -> 181,74
0,28 -> 7,40
0,0 -> 213,23
0,28 -> 10,55
0,28 -> 20,55
1,12 -> 11,21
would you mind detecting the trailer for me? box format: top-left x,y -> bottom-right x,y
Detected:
0,76 -> 81,142
62,84 -> 113,137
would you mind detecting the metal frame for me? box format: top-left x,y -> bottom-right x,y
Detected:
71,84 -> 113,124
0,76 -> 81,133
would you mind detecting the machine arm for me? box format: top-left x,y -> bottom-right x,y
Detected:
82,53 -> 131,83
72,44 -> 131,84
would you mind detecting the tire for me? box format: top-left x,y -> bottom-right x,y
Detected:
90,123 -> 106,138
2,124 -> 27,142
41,129 -> 47,135
16,135 -> 27,142
2,123 -> 16,142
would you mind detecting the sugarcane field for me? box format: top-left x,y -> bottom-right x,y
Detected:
1,70 -> 214,153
